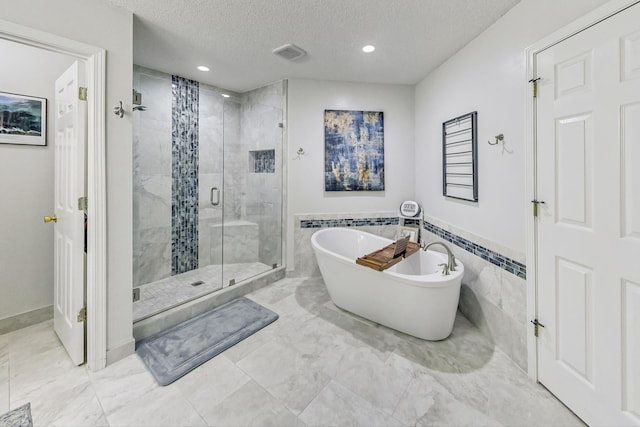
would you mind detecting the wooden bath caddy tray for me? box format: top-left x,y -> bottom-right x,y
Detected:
356,237 -> 420,271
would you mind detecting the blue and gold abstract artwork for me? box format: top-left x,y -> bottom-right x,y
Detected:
324,110 -> 384,191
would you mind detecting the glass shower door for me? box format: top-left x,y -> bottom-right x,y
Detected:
196,84 -> 224,292
222,98 -> 283,286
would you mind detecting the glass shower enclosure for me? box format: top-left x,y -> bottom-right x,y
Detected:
132,66 -> 284,322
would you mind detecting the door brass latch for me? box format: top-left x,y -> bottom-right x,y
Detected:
44,215 -> 58,223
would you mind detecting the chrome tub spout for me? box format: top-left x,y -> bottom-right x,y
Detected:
422,242 -> 457,275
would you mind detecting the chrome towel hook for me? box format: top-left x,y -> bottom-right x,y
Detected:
488,133 -> 504,145
293,147 -> 306,160
113,101 -> 124,118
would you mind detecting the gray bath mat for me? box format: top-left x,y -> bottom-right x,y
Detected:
137,297 -> 278,386
0,403 -> 32,427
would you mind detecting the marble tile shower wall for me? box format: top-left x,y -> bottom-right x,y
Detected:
198,85 -> 228,268
133,66 -> 285,286
133,67 -> 173,286
241,82 -> 286,267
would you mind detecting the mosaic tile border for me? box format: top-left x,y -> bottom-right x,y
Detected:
299,217 -> 399,229
423,221 -> 527,279
171,75 -> 200,275
298,215 -> 526,279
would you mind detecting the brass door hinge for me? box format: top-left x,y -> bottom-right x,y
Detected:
529,78 -> 541,98
531,319 -> 545,337
78,87 -> 88,101
531,200 -> 545,217
77,307 -> 87,322
78,196 -> 88,211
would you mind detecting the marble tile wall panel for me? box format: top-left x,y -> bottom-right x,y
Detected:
242,80 -> 284,109
241,82 -> 285,267
292,212 -> 399,277
421,214 -> 527,370
246,172 -> 282,266
197,86 -> 225,269
171,75 -> 200,275
197,84 -> 223,271
222,99 -> 243,223
133,67 -> 172,287
197,171 -> 223,268
133,227 -> 171,286
208,221 -> 259,264
133,67 -> 172,176
198,86 -> 224,175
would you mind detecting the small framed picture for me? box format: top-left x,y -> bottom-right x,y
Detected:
0,91 -> 47,146
396,226 -> 419,243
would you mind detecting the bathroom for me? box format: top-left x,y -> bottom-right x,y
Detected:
1,0 -> 638,425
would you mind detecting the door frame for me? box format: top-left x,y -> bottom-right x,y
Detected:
524,0 -> 640,380
0,19 -> 107,370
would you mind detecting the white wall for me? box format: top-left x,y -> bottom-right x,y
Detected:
0,0 -> 134,361
0,39 -> 75,321
414,0 -> 609,254
287,78 -> 415,271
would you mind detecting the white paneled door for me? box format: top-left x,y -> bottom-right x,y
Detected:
52,61 -> 87,365
535,3 -> 640,426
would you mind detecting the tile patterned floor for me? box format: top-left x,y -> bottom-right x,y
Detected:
133,262 -> 271,321
1,276 -> 584,426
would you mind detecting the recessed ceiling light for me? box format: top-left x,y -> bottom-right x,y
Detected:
362,45 -> 375,53
197,65 -> 210,72
221,94 -> 230,98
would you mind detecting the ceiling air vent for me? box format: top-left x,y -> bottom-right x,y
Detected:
272,43 -> 306,61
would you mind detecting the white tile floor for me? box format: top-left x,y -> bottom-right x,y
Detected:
1,276 -> 583,426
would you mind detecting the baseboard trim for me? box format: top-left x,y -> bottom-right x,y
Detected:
106,338 -> 135,366
0,305 -> 53,335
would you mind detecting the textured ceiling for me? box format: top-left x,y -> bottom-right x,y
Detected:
107,0 -> 521,93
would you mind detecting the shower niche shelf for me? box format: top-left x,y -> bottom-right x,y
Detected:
250,149 -> 275,173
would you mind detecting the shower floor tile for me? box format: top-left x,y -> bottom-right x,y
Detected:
133,262 -> 271,322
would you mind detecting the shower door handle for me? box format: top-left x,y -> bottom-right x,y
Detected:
210,187 -> 220,206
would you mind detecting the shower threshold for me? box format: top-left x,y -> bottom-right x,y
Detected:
133,262 -> 272,322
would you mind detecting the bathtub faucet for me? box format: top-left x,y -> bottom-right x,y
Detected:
421,242 -> 457,275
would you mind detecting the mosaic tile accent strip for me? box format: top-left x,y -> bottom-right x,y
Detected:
298,214 -> 525,278
299,217 -> 399,229
423,221 -> 527,279
251,149 -> 275,173
171,75 -> 199,275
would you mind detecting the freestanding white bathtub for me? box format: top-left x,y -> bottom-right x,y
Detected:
311,227 -> 464,340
